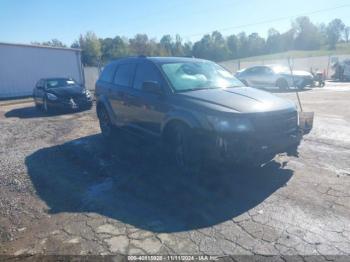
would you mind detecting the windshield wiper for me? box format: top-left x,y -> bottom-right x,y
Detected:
177,87 -> 218,93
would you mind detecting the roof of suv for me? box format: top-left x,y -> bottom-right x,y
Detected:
110,56 -> 208,64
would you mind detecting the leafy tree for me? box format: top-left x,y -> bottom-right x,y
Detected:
237,32 -> 249,58
326,19 -> 345,49
32,39 -> 67,48
160,35 -> 173,56
129,34 -> 151,55
227,34 -> 238,59
78,32 -> 102,66
345,27 -> 350,43
44,16 -> 350,66
266,28 -> 282,53
101,36 -> 129,62
247,33 -> 265,56
293,16 -> 322,50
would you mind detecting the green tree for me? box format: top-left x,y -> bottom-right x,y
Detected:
101,36 -> 129,63
237,32 -> 249,58
227,34 -> 238,59
326,19 -> 345,49
247,33 -> 265,56
33,39 -> 67,48
129,34 -> 150,55
266,28 -> 282,53
78,32 -> 102,66
160,35 -> 173,56
345,26 -> 350,43
293,16 -> 322,50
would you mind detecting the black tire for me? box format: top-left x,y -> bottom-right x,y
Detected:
165,123 -> 202,174
276,78 -> 289,90
97,105 -> 115,139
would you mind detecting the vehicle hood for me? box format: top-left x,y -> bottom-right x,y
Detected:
177,87 -> 296,113
47,85 -> 85,97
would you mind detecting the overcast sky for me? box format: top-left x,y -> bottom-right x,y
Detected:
1,0 -> 350,45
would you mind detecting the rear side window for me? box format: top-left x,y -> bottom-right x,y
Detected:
113,64 -> 136,87
99,63 -> 116,83
133,63 -> 161,90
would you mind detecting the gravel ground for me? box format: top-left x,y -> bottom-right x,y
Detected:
0,82 -> 350,259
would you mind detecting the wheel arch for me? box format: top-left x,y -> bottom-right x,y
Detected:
96,95 -> 117,124
161,113 -> 202,141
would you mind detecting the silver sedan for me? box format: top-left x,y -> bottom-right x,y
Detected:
235,65 -> 314,90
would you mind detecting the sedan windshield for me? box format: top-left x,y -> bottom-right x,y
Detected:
271,65 -> 290,74
46,78 -> 76,88
160,61 -> 244,92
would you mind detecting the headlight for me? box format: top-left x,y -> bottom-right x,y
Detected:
207,115 -> 254,132
85,90 -> 91,97
47,93 -> 58,101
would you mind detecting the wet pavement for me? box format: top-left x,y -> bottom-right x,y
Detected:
0,82 -> 350,258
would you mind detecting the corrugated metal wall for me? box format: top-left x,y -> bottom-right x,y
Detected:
0,43 -> 83,98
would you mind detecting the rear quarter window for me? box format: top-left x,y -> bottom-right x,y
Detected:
99,63 -> 116,83
113,63 -> 136,87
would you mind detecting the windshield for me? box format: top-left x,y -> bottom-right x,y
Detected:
160,61 -> 244,92
271,65 -> 290,74
46,79 -> 76,88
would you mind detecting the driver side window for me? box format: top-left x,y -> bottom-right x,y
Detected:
133,62 -> 161,90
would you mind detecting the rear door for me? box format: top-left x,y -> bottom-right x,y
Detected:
110,63 -> 136,126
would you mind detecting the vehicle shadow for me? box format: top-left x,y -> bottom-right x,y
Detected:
25,133 -> 293,233
5,106 -> 91,119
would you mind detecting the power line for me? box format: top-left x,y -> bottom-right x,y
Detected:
184,4 -> 350,39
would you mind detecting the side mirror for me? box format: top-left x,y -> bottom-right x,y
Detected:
142,81 -> 162,94
37,85 -> 43,90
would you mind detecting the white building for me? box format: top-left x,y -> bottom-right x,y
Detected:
0,42 -> 83,98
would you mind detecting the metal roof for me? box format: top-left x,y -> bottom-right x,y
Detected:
0,41 -> 81,52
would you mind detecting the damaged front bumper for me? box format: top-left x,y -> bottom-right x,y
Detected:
199,128 -> 302,165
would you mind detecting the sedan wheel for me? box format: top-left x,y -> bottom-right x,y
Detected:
276,78 -> 289,90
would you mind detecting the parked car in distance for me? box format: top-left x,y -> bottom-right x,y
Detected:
95,57 -> 303,170
33,78 -> 93,113
235,65 -> 314,90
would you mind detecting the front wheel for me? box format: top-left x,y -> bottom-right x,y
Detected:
276,78 -> 289,90
166,123 -> 202,174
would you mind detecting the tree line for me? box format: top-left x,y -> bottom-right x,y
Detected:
33,16 -> 350,66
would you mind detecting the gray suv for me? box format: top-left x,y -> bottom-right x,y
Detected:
95,57 -> 302,169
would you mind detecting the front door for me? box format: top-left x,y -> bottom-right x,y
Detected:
126,61 -> 168,136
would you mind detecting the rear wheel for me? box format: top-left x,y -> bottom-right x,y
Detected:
97,106 -> 115,139
276,78 -> 289,90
